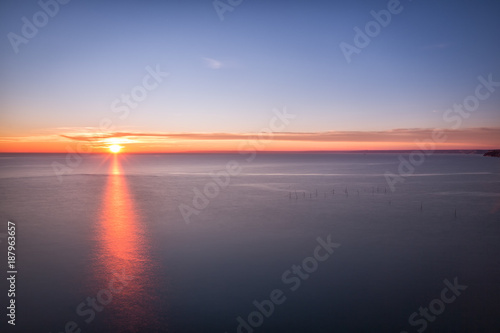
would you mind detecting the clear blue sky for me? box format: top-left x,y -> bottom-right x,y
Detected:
0,0 -> 499,151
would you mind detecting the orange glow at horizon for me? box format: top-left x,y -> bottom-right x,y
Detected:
1,128 -> 499,153
1,140 -> 498,153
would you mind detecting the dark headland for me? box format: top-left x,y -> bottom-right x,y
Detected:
484,150 -> 500,158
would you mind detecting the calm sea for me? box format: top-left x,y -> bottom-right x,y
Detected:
0,153 -> 499,333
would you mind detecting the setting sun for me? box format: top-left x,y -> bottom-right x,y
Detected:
109,145 -> 122,153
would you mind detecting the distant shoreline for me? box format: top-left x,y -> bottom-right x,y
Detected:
483,150 -> 500,158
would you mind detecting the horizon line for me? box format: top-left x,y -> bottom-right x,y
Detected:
0,149 -> 497,154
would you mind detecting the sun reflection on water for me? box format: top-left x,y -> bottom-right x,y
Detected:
91,155 -> 159,332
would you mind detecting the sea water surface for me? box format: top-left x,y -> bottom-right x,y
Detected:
0,153 -> 499,332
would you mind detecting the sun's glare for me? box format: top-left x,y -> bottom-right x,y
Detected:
109,145 -> 122,153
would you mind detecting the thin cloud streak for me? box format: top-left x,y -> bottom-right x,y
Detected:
58,127 -> 500,144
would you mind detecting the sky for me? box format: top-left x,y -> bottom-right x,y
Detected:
0,0 -> 499,152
